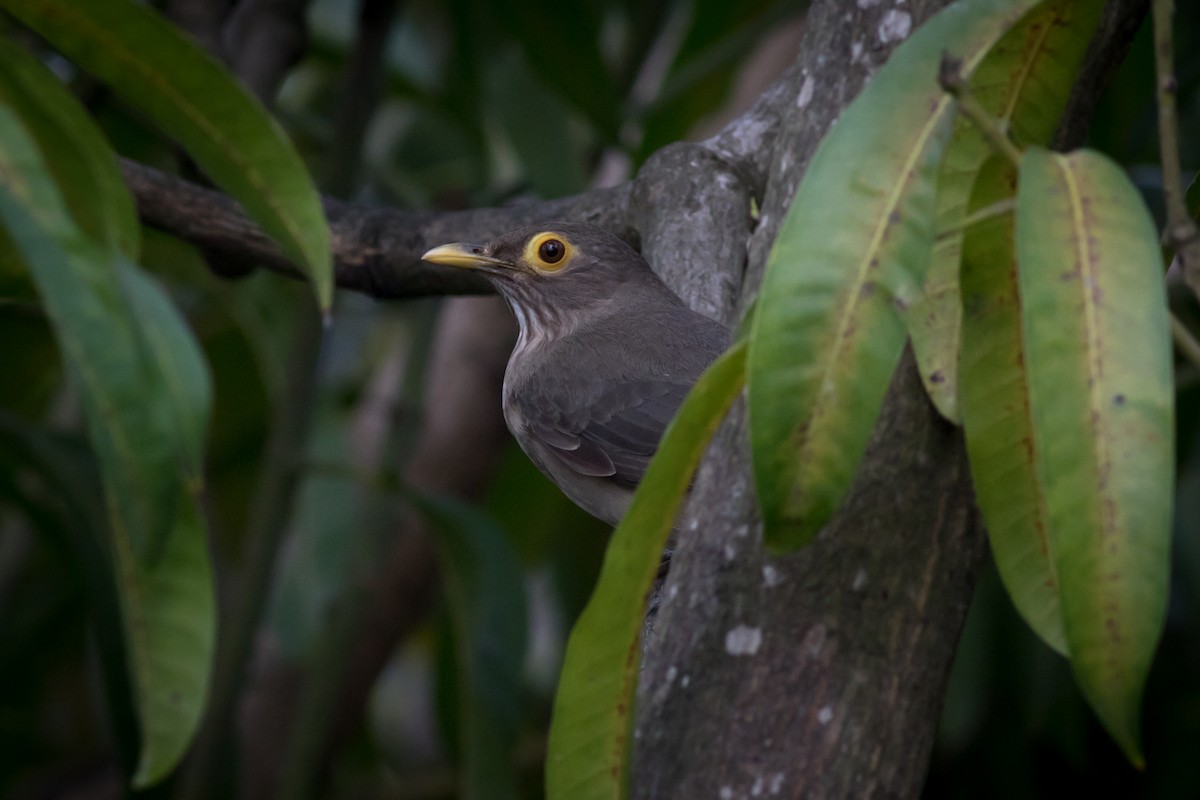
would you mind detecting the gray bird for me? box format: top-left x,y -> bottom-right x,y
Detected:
422,222 -> 729,525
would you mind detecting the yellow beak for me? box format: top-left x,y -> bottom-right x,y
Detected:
421,242 -> 511,271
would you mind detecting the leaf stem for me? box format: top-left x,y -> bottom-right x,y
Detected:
935,198 -> 1016,241
1153,0 -> 1200,299
937,53 -> 1022,169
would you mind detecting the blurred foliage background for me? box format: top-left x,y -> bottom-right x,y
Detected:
0,0 -> 1196,798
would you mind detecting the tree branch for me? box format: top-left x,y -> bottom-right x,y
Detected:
121,157 -> 644,298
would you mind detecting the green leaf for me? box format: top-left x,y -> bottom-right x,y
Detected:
0,37 -> 212,489
958,155 -> 1067,655
546,341 -> 746,800
414,495 -> 527,800
747,0 -> 1044,549
1,0 -> 333,310
908,0 -> 1104,422
0,108 -> 216,786
114,495 -> 216,787
0,109 -> 174,558
1015,147 -> 1173,765
120,264 -> 212,483
0,37 -> 140,257
0,37 -> 138,306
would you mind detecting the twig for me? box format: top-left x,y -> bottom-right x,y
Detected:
1152,0 -> 1200,298
937,53 -> 1023,169
934,198 -> 1016,241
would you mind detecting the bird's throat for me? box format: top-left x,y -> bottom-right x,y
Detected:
508,297 -> 561,354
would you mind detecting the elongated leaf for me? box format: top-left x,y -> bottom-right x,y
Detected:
1,0 -> 333,310
120,265 -> 212,484
908,0 -> 1103,422
748,0 -> 1044,548
0,38 -> 137,303
546,341 -> 746,800
0,111 -> 216,785
0,110 -> 175,558
958,156 -> 1066,654
113,496 -> 216,787
0,38 -> 211,483
414,495 -> 527,800
0,38 -> 140,257
1016,147 -> 1173,765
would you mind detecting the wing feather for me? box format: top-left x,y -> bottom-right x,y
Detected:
505,293 -> 730,496
524,380 -> 690,488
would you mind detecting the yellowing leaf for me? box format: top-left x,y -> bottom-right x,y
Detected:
908,0 -> 1104,422
1015,147 -> 1173,765
958,155 -> 1066,654
748,0 -> 1047,548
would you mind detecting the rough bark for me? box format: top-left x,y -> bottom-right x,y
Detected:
634,352 -> 980,800
631,2 -> 976,798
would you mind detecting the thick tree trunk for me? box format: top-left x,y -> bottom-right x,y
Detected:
629,3 -> 974,796
633,357 -> 981,799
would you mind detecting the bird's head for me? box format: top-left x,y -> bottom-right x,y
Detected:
421,222 -> 664,320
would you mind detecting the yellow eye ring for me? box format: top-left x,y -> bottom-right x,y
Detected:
525,232 -> 575,273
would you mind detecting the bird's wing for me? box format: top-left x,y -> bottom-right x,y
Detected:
524,380 -> 691,488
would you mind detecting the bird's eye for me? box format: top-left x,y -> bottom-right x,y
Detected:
538,238 -> 565,264
525,232 -> 575,273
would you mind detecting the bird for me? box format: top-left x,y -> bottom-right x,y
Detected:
422,222 -> 730,525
